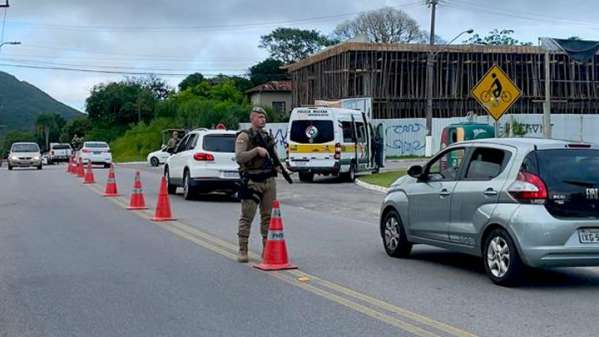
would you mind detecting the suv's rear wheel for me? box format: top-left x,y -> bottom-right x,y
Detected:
483,228 -> 524,286
381,210 -> 412,258
298,172 -> 314,183
8,164 -> 12,170
344,162 -> 356,182
165,166 -> 177,195
183,170 -> 197,200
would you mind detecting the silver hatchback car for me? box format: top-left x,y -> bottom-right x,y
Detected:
380,138 -> 599,286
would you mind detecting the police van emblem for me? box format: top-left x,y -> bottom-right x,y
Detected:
305,125 -> 319,140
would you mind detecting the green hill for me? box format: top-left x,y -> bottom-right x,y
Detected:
0,71 -> 83,133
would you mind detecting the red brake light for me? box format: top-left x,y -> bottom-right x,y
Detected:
509,171 -> 547,203
82,149 -> 91,153
193,152 -> 214,161
334,143 -> 341,160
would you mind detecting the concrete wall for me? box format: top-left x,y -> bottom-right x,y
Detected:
243,114 -> 599,159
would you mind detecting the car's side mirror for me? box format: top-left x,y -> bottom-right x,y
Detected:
408,165 -> 424,179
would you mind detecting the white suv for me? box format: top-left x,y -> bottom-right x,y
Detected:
164,129 -> 240,200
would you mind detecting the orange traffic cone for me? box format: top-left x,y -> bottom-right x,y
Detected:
254,200 -> 297,271
103,164 -> 119,197
83,161 -> 95,184
77,158 -> 85,178
69,156 -> 77,175
151,176 -> 175,221
127,171 -> 148,210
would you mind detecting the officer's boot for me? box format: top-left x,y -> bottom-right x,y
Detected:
238,238 -> 249,263
261,237 -> 267,258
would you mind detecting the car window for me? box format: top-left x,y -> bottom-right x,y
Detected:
185,134 -> 198,151
465,147 -> 507,180
427,148 -> 466,181
290,120 -> 334,144
355,122 -> 366,143
175,135 -> 190,153
203,134 -> 236,153
11,144 -> 40,152
85,142 -> 109,148
53,144 -> 71,150
341,121 -> 355,143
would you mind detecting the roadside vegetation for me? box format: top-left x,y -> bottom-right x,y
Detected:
359,170 -> 406,188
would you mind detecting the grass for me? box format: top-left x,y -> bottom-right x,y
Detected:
359,170 -> 406,188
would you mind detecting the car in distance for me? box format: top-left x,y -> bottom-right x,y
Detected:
147,145 -> 172,167
78,141 -> 112,168
380,138 -> 599,286
48,143 -> 72,164
8,142 -> 42,170
164,128 -> 239,200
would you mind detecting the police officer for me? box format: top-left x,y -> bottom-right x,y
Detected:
71,134 -> 82,151
235,107 -> 277,263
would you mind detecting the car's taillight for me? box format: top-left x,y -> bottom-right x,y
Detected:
82,149 -> 91,153
334,143 -> 341,160
193,152 -> 214,161
508,171 -> 547,204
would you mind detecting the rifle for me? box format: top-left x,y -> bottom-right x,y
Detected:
255,131 -> 293,184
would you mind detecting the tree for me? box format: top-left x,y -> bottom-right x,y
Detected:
333,7 -> 426,44
260,28 -> 338,64
1,130 -> 36,157
126,74 -> 173,100
179,73 -> 205,91
59,117 -> 91,143
35,113 -> 65,151
86,81 -> 157,126
207,75 -> 254,93
464,29 -> 532,46
249,58 -> 288,86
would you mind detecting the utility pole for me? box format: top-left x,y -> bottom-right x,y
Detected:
543,51 -> 552,138
425,0 -> 438,157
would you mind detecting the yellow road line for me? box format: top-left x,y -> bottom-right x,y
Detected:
82,179 -> 477,337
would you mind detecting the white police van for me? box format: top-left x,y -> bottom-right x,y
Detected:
286,107 -> 380,182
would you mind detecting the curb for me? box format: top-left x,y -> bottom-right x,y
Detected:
355,179 -> 389,194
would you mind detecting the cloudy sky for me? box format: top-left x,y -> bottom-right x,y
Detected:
0,0 -> 596,111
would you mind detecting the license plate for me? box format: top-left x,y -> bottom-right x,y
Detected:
292,161 -> 308,167
578,229 -> 599,243
222,171 -> 239,178
93,152 -> 101,155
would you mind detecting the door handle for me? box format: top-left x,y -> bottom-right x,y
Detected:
439,189 -> 451,197
484,188 -> 498,196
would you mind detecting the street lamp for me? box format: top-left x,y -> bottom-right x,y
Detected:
424,29 -> 473,157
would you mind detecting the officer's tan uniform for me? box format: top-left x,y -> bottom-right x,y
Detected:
235,127 -> 277,262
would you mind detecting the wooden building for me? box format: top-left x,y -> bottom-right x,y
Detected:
285,42 -> 599,119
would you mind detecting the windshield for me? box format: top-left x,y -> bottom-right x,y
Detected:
53,144 -> 71,150
84,142 -> 109,148
290,120 -> 334,144
203,134 -> 236,153
11,144 -> 40,152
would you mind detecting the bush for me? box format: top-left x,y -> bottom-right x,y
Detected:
110,118 -> 177,162
1,131 -> 37,156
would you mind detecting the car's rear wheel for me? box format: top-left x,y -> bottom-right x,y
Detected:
8,164 -> 12,170
183,170 -> 197,200
150,157 -> 160,167
37,164 -> 42,170
381,210 -> 412,258
344,163 -> 356,182
104,163 -> 110,168
165,167 -> 177,195
483,228 -> 524,287
298,172 -> 314,183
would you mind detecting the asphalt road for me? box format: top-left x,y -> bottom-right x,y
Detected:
2,163 -> 599,337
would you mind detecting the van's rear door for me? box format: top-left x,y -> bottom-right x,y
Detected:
288,120 -> 336,169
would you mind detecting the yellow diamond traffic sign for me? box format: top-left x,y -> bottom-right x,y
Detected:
472,65 -> 522,121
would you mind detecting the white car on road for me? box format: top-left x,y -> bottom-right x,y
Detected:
147,146 -> 172,167
164,129 -> 240,200
78,141 -> 112,167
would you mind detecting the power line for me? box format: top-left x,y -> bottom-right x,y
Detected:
4,2 -> 424,33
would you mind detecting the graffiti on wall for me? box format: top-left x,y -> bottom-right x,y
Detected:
382,121 -> 427,156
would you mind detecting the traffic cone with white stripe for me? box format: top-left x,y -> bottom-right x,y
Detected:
83,161 -> 95,184
103,164 -> 119,197
151,176 -> 175,221
77,158 -> 85,178
127,171 -> 148,210
254,200 -> 297,271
